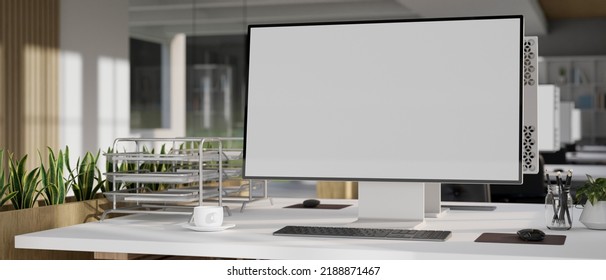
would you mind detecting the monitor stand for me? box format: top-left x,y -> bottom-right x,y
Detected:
352,181 -> 447,229
424,182 -> 449,218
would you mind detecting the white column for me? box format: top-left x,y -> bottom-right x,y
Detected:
169,33 -> 187,137
161,43 -> 171,129
134,33 -> 186,138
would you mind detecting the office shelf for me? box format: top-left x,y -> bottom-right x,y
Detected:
539,55 -> 606,144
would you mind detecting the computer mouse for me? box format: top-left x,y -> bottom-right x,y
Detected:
517,228 -> 546,241
302,199 -> 321,208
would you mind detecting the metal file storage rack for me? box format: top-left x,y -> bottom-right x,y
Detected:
204,137 -> 270,212
101,137 -> 222,221
100,137 -> 269,221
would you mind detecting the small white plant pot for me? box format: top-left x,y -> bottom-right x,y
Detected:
579,201 -> 606,230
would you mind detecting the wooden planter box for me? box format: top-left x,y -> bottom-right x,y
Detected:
0,197 -> 110,259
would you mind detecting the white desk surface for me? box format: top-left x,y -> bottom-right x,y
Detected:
15,198 -> 606,260
577,145 -> 606,152
545,164 -> 606,181
566,152 -> 606,164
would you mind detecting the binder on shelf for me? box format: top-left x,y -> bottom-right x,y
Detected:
576,94 -> 594,109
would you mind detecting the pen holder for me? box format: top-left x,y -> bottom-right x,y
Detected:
545,185 -> 573,230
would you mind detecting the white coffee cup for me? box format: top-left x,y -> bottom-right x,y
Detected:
193,206 -> 224,227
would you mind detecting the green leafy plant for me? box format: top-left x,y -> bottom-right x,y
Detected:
576,175 -> 606,205
8,153 -> 43,209
1,150 -> 18,208
39,147 -> 67,205
66,148 -> 105,201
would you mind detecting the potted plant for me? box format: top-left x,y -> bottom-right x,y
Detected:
558,67 -> 567,84
576,175 -> 606,230
0,147 -> 109,259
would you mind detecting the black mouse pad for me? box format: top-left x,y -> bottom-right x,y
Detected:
474,232 -> 566,245
284,204 -> 351,210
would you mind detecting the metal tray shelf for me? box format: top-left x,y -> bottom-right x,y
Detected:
104,150 -> 225,163
105,170 -> 219,184
105,187 -> 199,202
123,194 -> 198,203
100,137 -> 269,221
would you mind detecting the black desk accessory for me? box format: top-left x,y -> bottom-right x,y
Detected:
302,199 -> 320,208
284,203 -> 351,210
475,232 -> 566,245
274,225 -> 451,241
442,205 -> 496,211
517,228 -> 545,241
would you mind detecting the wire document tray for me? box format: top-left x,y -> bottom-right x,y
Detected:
100,137 -> 269,221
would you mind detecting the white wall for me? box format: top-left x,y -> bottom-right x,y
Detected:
59,0 -> 130,161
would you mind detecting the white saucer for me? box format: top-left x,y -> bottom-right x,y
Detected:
181,222 -> 235,232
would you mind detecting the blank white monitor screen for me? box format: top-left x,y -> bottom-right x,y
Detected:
245,16 -> 523,184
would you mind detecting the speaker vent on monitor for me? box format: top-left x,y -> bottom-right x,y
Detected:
523,37 -> 539,174
523,125 -> 536,172
523,39 -> 536,86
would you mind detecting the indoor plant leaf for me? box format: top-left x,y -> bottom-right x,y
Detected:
577,174 -> 606,205
8,153 -> 43,209
1,149 -> 18,208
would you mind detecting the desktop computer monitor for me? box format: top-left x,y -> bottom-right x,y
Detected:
244,16 -> 523,228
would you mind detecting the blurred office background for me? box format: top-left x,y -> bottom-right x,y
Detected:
2,0 -> 606,199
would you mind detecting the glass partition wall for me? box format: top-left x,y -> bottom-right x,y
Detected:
186,35 -> 245,137
129,0 -> 417,137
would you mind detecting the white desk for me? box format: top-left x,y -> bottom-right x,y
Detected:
577,145 -> 606,152
545,164 -> 606,182
15,198 -> 606,259
566,152 -> 606,164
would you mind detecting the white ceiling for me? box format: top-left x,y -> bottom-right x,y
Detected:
129,0 -> 548,41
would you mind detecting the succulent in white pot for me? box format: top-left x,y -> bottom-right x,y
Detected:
576,175 -> 606,230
